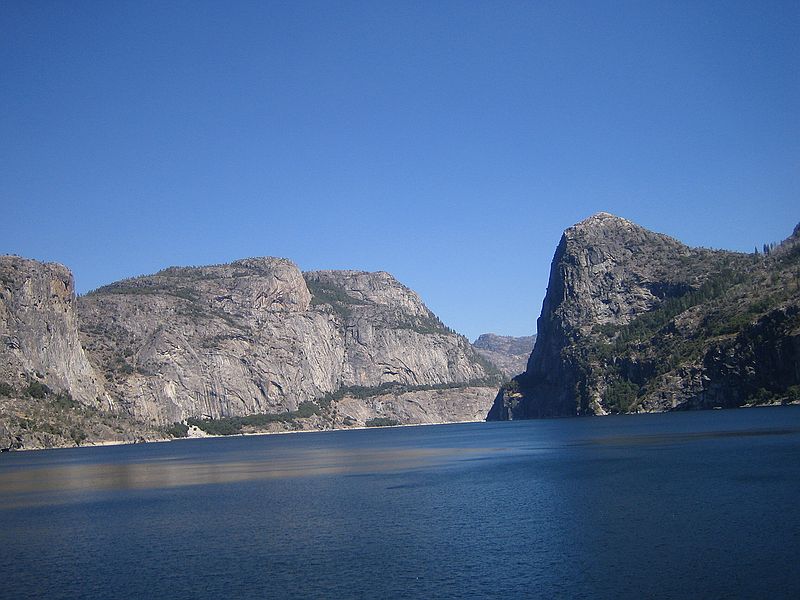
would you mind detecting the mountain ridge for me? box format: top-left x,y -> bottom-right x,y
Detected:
3,212 -> 798,448
1,255 -> 501,449
489,212 -> 800,420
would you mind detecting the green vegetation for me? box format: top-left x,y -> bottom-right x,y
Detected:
201,333 -> 253,348
165,422 -> 189,438
51,391 -> 78,410
306,278 -> 364,306
470,349 -> 504,381
594,268 -> 748,351
304,277 -> 462,337
13,415 -> 66,438
25,380 -> 51,399
787,385 -> 800,403
747,387 -> 782,405
701,290 -> 793,338
70,428 -> 88,445
186,400 -> 326,435
2,383 -> 115,446
320,382 -> 400,403
318,377 -> 502,406
364,417 -> 399,427
305,275 -> 471,340
88,275 -> 246,331
583,266 -> 771,408
183,377 -> 501,436
577,236 -> 800,414
305,278 -> 367,319
177,303 -> 238,328
187,416 -> 242,435
395,313 -> 453,335
93,281 -> 200,303
604,378 -> 641,413
5,377 -> 82,411
294,400 -> 323,418
118,362 -> 135,375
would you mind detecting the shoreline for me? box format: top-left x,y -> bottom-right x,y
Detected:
6,401 -> 800,453
6,417 -> 491,453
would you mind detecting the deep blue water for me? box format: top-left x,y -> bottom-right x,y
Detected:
2,407 -> 800,599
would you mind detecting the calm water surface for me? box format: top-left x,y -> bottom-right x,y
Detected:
2,407 -> 800,599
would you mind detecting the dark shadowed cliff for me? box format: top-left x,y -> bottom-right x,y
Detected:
488,213 -> 800,420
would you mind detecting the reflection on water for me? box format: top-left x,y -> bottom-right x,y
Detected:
0,447 -> 495,508
1,409 -> 800,600
585,427 -> 800,446
3,414 -> 800,510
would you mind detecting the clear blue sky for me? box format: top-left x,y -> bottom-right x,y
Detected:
2,1 -> 798,340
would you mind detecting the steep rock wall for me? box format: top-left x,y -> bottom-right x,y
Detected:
78,260 -> 495,425
0,256 -> 107,406
488,213 -> 800,419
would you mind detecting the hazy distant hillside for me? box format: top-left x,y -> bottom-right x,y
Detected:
472,333 -> 536,379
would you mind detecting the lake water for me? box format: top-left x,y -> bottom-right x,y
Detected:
2,407 -> 799,599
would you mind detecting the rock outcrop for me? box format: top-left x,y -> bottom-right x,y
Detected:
472,334 -> 536,379
1,255 -> 500,447
77,259 -> 498,426
488,213 -> 800,420
0,256 -> 107,407
333,385 -> 499,426
0,256 -> 163,449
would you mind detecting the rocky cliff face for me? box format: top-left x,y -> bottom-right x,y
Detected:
0,257 -> 106,406
77,259 -> 497,426
305,270 -> 490,387
472,333 -> 536,379
0,255 -> 499,448
333,385 -> 499,427
488,213 -> 800,420
0,257 -> 151,449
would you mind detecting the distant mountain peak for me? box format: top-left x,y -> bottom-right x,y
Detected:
472,333 -> 536,379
